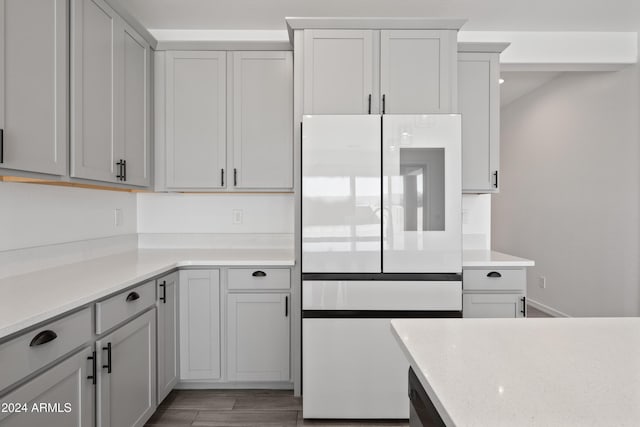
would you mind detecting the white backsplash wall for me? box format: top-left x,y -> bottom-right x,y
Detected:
136,193 -> 295,248
462,194 -> 491,250
0,182 -> 137,252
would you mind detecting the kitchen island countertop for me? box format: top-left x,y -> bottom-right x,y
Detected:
391,317 -> 640,426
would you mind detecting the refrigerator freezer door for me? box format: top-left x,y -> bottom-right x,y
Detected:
382,115 -> 462,273
302,115 -> 382,273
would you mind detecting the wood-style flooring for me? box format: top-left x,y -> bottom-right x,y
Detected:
146,389 -> 409,426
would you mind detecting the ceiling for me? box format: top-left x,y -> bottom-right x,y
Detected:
120,0 -> 640,32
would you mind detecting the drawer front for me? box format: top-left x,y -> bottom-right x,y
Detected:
96,281 -> 155,334
0,308 -> 92,393
463,268 -> 526,292
228,268 -> 291,290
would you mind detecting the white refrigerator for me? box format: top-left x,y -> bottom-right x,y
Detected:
302,115 -> 462,419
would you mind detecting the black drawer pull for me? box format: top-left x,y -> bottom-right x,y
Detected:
521,296 -> 527,317
252,271 -> 266,277
285,296 -> 289,317
103,342 -> 112,373
126,291 -> 140,302
87,351 -> 97,385
29,330 -> 58,347
487,271 -> 502,278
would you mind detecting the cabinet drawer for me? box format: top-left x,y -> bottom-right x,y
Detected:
228,268 -> 290,290
463,293 -> 526,318
463,269 -> 526,292
0,307 -> 92,393
96,281 -> 155,334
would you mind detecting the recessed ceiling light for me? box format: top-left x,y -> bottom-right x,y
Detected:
499,78 -> 505,85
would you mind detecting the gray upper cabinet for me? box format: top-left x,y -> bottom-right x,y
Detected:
303,28 -> 458,115
458,43 -> 507,193
380,30 -> 457,114
0,0 -> 68,176
165,51 -> 227,190
121,25 -> 151,187
303,30 -> 375,114
231,51 -> 293,189
157,50 -> 293,192
0,347 -> 94,427
71,0 -> 150,186
97,309 -> 156,427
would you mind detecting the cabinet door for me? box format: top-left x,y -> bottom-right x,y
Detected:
157,272 -> 178,404
227,293 -> 290,382
0,347 -> 94,427
463,293 -> 526,318
459,52 -> 500,192
0,0 -> 67,175
179,270 -> 221,380
71,0 -> 120,183
231,51 -> 293,189
380,30 -> 457,114
97,309 -> 156,427
120,24 -> 151,187
303,30 -> 375,114
165,51 -> 226,189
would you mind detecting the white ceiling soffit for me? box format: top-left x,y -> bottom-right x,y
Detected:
458,31 -> 638,71
122,0 -> 640,32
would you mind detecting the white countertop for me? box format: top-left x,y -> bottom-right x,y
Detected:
463,250 -> 534,268
0,249 -> 294,340
391,318 -> 640,427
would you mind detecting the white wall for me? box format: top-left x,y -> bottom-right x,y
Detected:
462,194 -> 492,250
493,66 -> 640,317
0,182 -> 137,252
137,193 -> 294,234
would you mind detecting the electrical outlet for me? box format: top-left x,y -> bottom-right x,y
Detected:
232,209 -> 243,225
538,276 -> 547,289
114,208 -> 123,227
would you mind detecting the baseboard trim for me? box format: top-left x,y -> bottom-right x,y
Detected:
176,381 -> 293,390
527,298 -> 570,318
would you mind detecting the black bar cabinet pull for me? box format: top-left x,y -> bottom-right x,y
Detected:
285,296 -> 289,317
126,291 -> 140,302
0,128 -> 4,163
252,271 -> 266,277
159,281 -> 167,303
493,170 -> 499,188
382,94 -> 386,114
122,159 -> 127,182
29,330 -> 58,347
87,351 -> 97,385
116,160 -> 124,180
234,168 -> 237,186
367,94 -> 372,114
221,169 -> 225,186
102,343 -> 112,373
521,297 -> 527,316
487,271 -> 502,278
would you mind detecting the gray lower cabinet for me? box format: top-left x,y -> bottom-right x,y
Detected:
0,347 -> 94,426
156,272 -> 178,404
463,267 -> 527,318
227,293 -> 290,382
96,309 -> 156,427
0,0 -> 68,176
463,293 -> 526,318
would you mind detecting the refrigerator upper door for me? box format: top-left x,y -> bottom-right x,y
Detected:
302,115 -> 381,273
382,115 -> 462,273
